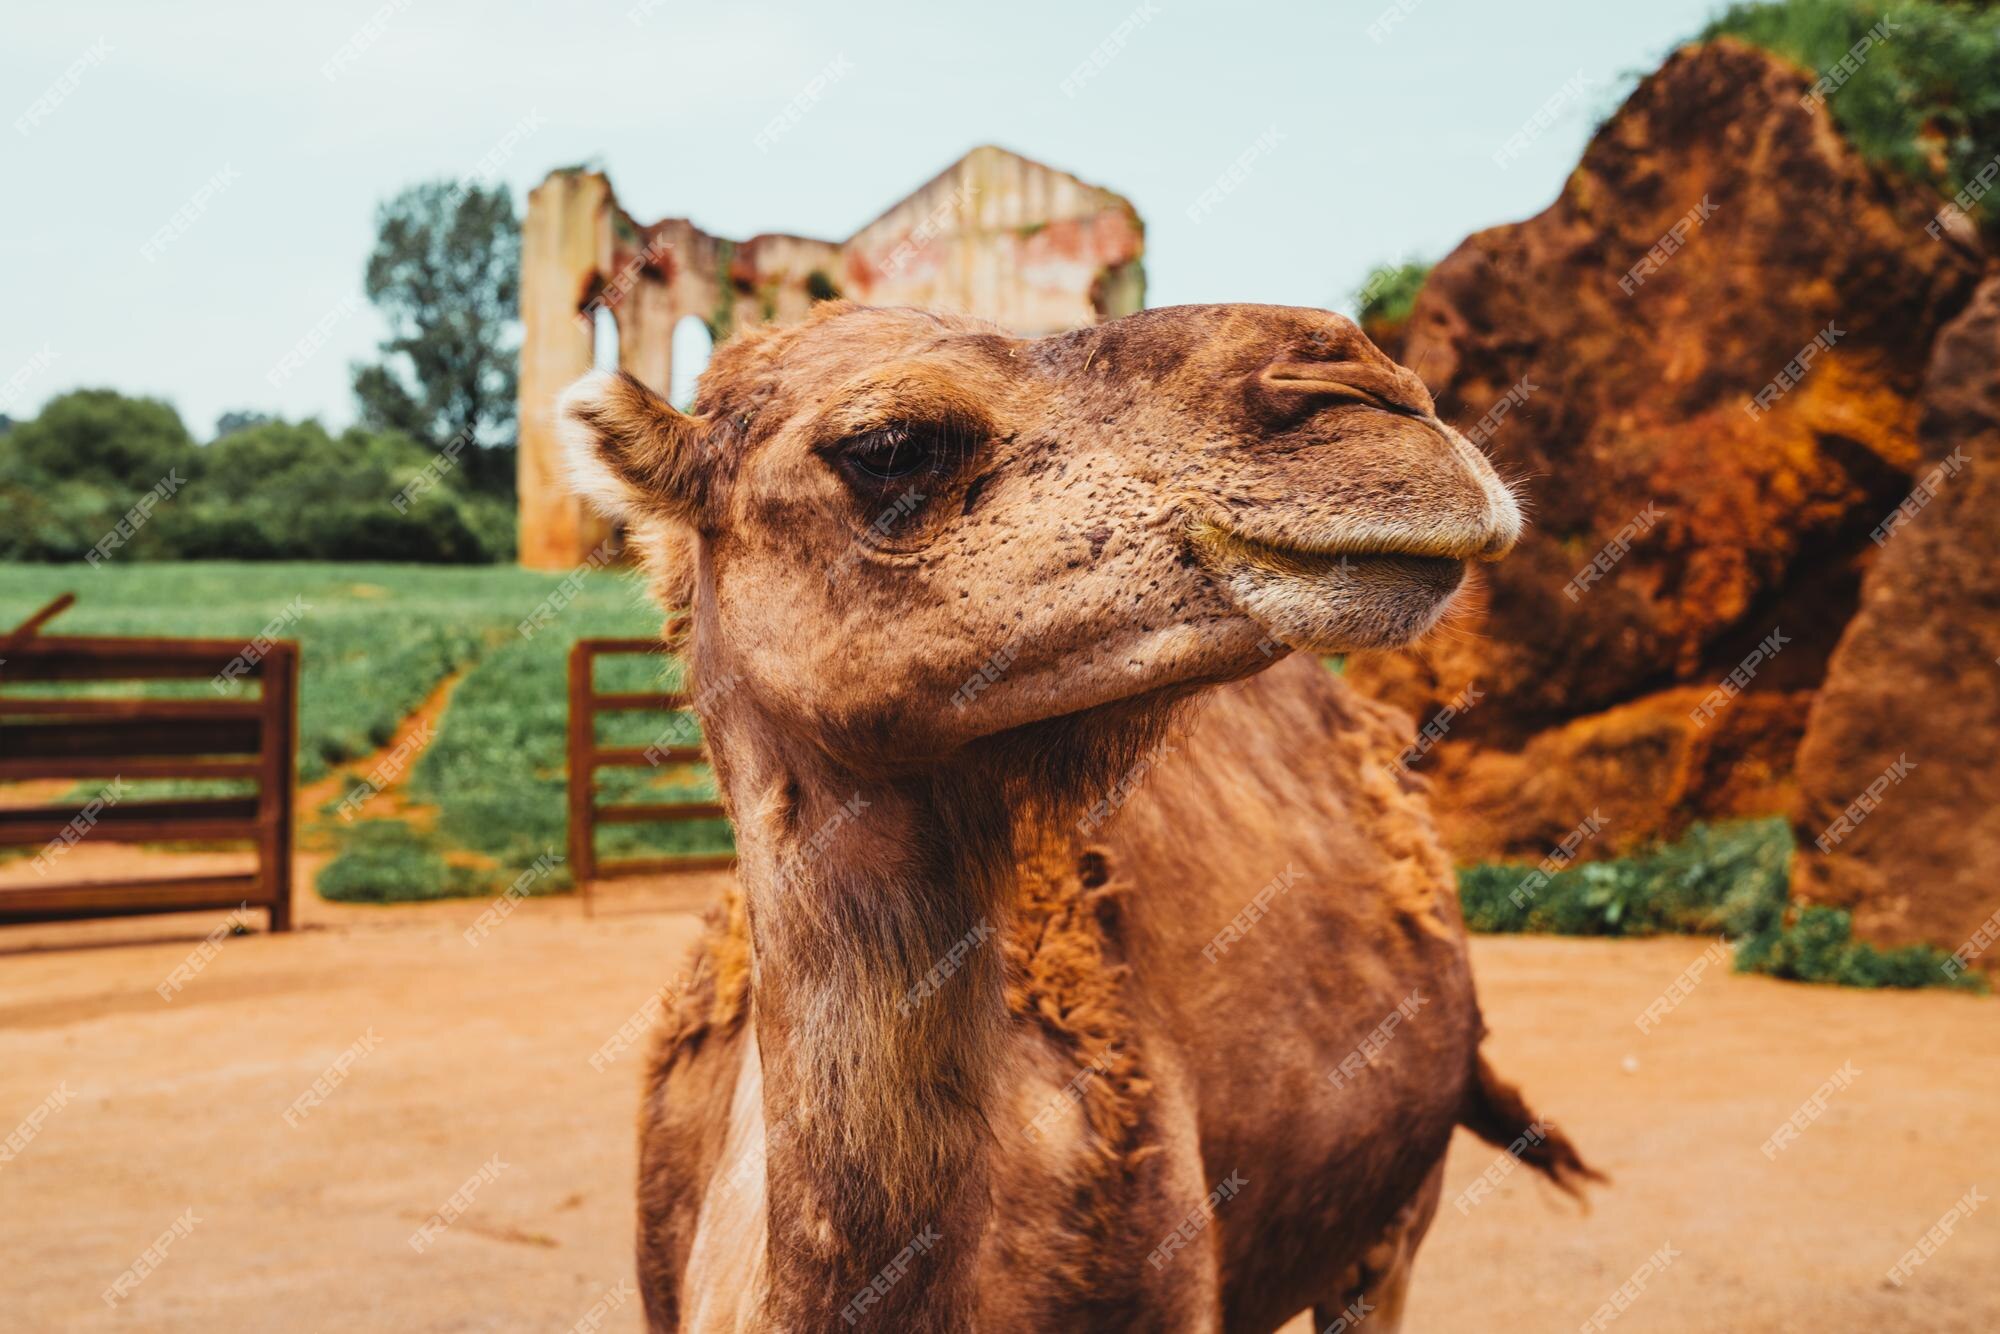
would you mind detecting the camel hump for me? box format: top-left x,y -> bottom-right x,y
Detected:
1459,1053 -> 1607,1203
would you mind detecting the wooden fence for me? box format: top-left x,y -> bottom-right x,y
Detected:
567,636 -> 731,912
0,600 -> 298,929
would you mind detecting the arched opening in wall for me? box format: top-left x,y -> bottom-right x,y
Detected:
671,315 -> 713,410
579,291 -> 629,557
591,301 -> 621,373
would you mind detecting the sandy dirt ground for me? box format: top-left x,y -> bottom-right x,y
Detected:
2,870 -> 1995,1333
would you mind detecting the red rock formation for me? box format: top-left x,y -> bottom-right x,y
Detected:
1348,38 -> 1985,859
1789,274 -> 2000,969
1425,688 -> 1811,865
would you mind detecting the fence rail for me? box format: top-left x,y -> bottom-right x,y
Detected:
0,617 -> 298,931
567,635 -> 732,912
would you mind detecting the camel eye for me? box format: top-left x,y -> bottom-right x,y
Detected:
842,427 -> 929,480
833,423 -> 971,491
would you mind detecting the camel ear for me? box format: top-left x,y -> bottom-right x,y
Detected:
558,368 -> 709,523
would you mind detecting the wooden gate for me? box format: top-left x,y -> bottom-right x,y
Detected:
567,636 -> 731,911
0,599 -> 299,929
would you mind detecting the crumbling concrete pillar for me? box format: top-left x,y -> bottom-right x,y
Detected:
517,171 -> 615,571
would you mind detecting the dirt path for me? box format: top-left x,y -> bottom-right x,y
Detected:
296,665 -> 468,841
1,899 -> 1993,1332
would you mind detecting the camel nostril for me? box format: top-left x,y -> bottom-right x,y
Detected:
1256,361 -> 1435,420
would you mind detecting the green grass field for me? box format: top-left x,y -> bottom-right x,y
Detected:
4,563 -> 562,780
2,561 -> 731,901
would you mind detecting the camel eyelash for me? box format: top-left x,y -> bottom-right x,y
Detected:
827,421 -> 977,489
841,426 -> 931,480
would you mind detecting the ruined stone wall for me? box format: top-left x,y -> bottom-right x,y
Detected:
517,146 -> 1146,570
840,144 -> 1146,334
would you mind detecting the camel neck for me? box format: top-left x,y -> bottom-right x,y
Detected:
712,725 -> 1012,1330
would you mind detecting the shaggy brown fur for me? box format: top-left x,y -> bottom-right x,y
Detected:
565,302 -> 1592,1331
1001,832 -> 1155,1200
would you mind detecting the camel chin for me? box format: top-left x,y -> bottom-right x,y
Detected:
1192,529 -> 1469,653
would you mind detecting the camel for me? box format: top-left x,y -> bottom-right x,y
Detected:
559,301 -> 1597,1331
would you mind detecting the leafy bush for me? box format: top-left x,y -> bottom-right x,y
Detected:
1704,0 -> 2000,237
1461,819 -> 1788,937
0,391 -> 514,563
316,819 -> 489,903
1735,905 -> 1974,988
1460,818 -> 1982,991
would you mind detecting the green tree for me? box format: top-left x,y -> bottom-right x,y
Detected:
214,409 -> 272,439
0,388 -> 515,563
3,388 -> 195,490
186,417 -> 512,563
351,180 -> 520,450
0,389 -> 197,560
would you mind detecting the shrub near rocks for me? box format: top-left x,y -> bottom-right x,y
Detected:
1461,819 -> 1982,991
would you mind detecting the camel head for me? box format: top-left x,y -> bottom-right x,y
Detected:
561,301 -> 1518,765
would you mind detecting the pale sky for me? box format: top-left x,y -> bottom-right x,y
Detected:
1,0 -> 1723,439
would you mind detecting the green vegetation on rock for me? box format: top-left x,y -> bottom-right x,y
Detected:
1705,0 -> 2000,237
1353,260 -> 1432,329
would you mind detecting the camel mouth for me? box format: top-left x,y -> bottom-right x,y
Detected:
1190,523 -> 1472,579
1189,522 -> 1469,653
